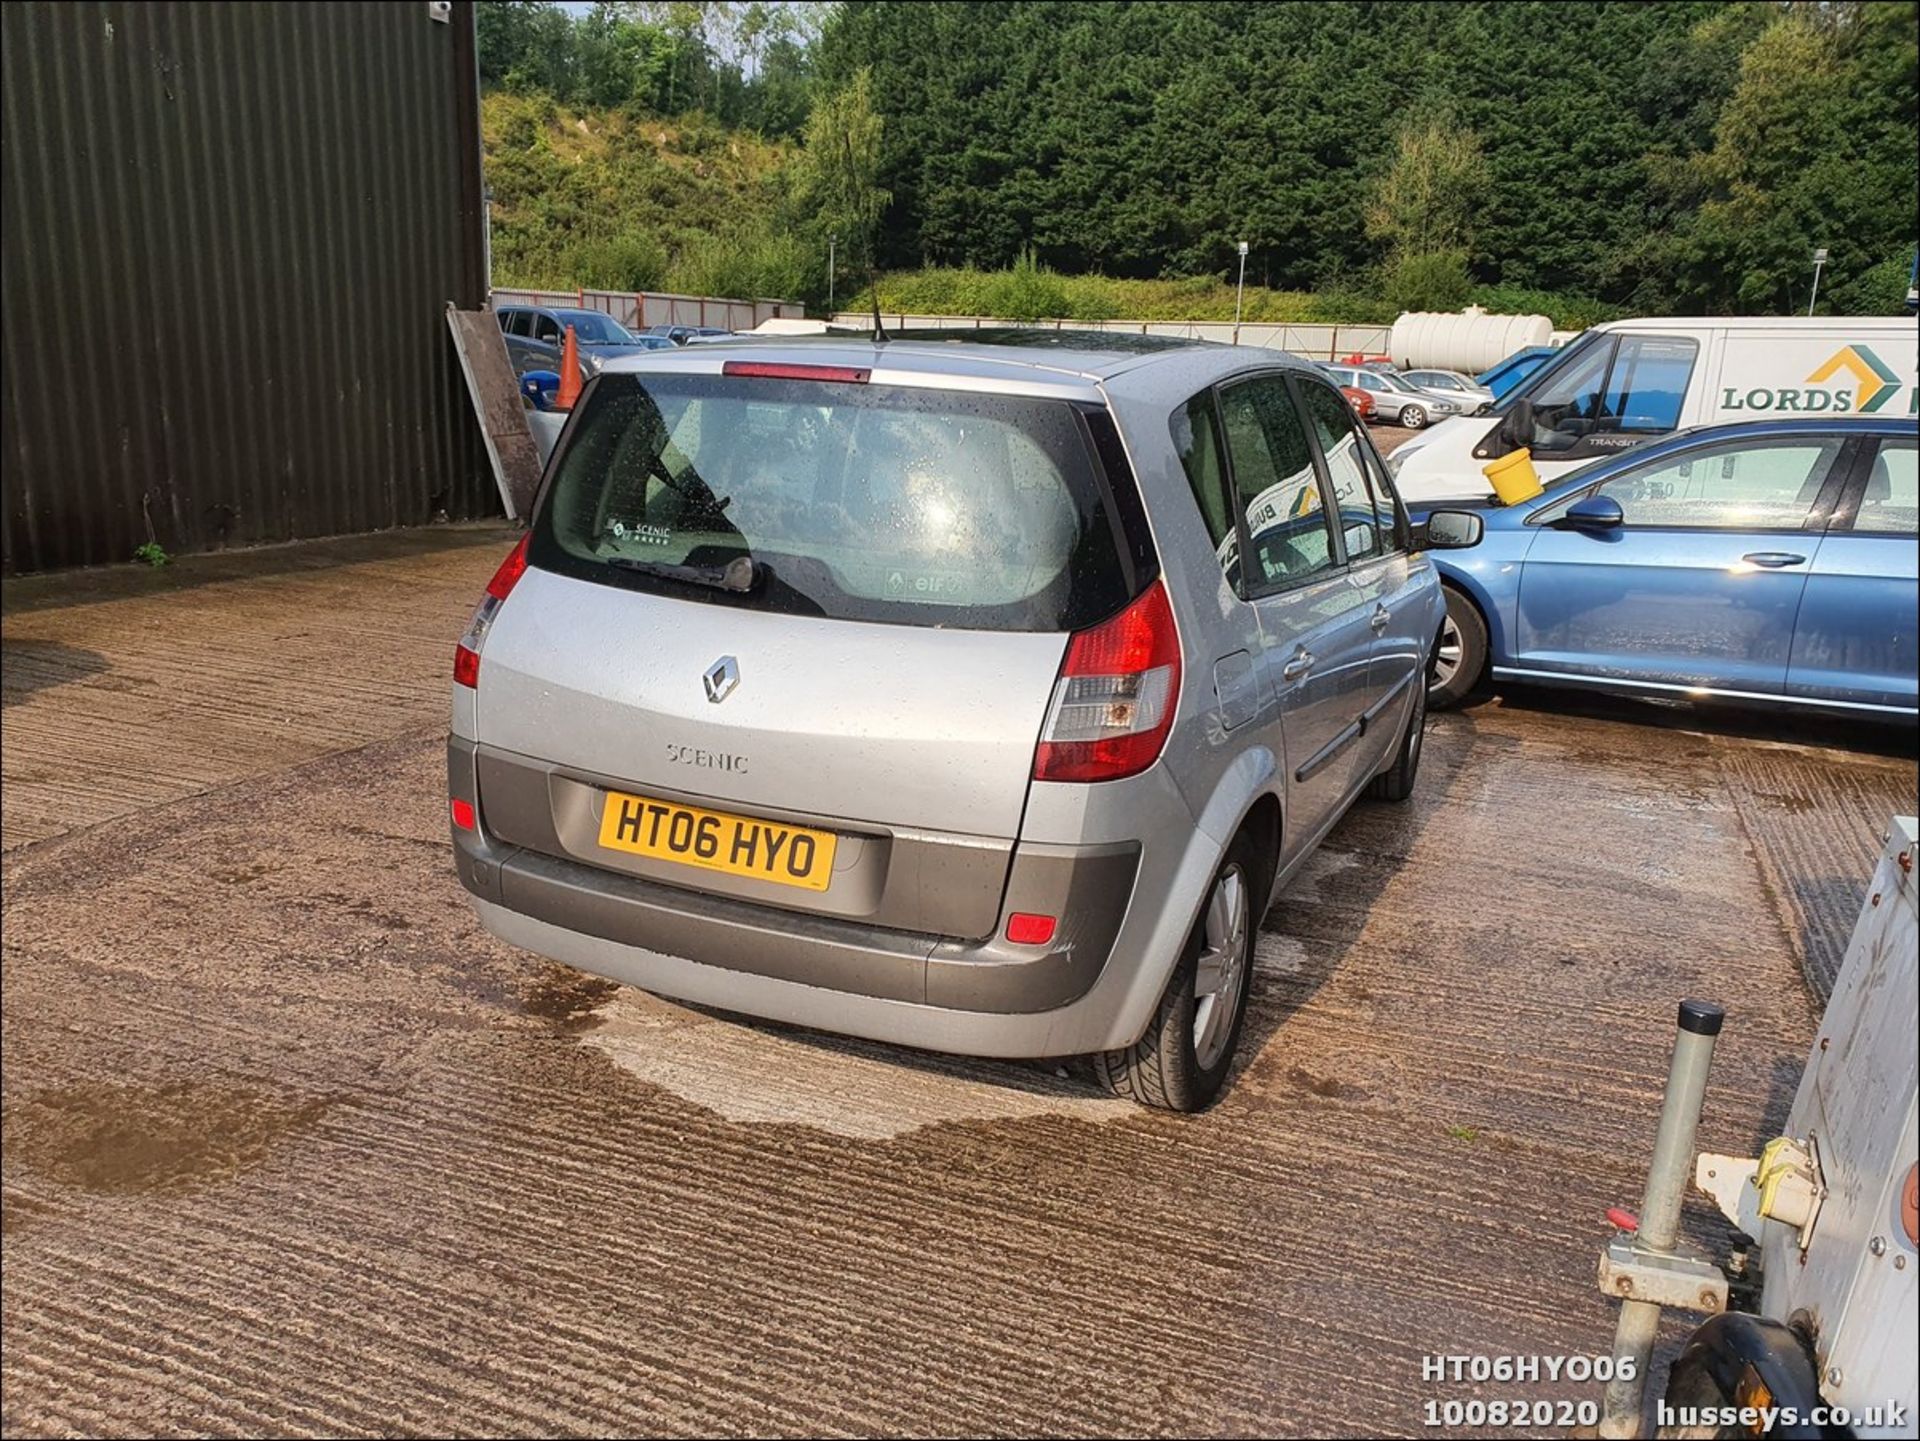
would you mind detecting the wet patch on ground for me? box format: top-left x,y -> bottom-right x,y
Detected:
4,1081 -> 332,1196
519,964 -> 623,1030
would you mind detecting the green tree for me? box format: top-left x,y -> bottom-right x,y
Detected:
1364,116 -> 1490,259
1647,2 -> 1919,312
793,68 -> 891,282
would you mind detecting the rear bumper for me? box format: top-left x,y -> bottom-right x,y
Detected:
450,738 -> 1141,1023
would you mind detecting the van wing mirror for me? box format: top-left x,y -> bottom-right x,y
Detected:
1423,510 -> 1485,549
1507,397 -> 1535,447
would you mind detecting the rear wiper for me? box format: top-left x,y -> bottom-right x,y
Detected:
604,554 -> 760,593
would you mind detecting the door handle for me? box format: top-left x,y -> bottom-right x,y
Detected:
1368,604 -> 1391,632
1742,552 -> 1807,568
1281,650 -> 1315,681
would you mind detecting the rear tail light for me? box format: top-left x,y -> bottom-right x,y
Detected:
450,798 -> 477,832
453,533 -> 531,689
1032,581 -> 1182,783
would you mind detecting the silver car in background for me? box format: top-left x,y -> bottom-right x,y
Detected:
450,332 -> 1451,1110
1398,368 -> 1496,411
1320,362 -> 1467,429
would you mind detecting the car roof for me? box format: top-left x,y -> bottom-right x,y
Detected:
596,327 -> 1317,393
1655,416 -> 1917,444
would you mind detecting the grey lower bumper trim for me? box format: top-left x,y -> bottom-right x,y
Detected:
450,739 -> 1138,1014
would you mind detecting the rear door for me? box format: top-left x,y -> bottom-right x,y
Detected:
1296,375 -> 1427,756
1787,435 -> 1919,712
1516,434 -> 1850,695
1215,373 -> 1377,845
479,368 -> 1143,846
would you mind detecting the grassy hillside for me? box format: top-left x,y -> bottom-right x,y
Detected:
845,261 -> 1625,330
483,91 -> 801,297
483,93 -> 1627,325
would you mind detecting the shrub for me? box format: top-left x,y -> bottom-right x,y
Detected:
571,233 -> 669,291
986,247 -> 1071,322
1385,250 -> 1473,313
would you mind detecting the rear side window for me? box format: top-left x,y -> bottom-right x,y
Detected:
1298,379 -> 1382,562
1171,391 -> 1233,549
1218,376 -> 1336,590
1854,440 -> 1917,534
529,372 -> 1136,632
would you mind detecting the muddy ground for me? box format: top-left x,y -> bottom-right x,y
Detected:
3,524 -> 1914,1437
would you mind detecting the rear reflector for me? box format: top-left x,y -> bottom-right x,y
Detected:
450,798 -> 477,832
454,533 -> 532,690
721,360 -> 871,384
1033,581 -> 1182,783
1005,912 -> 1057,946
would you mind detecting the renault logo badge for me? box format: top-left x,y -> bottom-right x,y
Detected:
703,655 -> 740,704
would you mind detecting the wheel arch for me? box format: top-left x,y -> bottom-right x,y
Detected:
1436,567 -> 1510,673
1108,749 -> 1283,1050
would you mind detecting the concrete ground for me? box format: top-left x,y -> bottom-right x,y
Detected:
3,527 -> 1914,1438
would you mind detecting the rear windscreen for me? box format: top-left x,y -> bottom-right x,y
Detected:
528,372 -> 1137,631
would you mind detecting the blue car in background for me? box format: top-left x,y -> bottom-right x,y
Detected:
1475,344 -> 1560,400
1420,418 -> 1918,721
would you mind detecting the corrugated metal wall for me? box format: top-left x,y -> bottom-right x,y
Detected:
1,1 -> 491,575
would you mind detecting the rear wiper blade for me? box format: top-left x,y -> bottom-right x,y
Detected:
604,554 -> 760,593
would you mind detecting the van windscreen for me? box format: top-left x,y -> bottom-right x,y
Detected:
528,372 -> 1137,631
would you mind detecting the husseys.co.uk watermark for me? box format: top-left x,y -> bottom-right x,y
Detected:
1659,1400 -> 1911,1433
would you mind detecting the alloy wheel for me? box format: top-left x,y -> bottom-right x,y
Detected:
1432,612 -> 1463,690
1192,863 -> 1251,1070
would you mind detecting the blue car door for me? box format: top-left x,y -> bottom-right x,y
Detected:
1786,436 -> 1919,713
1514,434 -> 1850,696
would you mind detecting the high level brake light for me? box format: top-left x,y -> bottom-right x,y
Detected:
1032,581 -> 1182,783
721,360 -> 871,384
453,533 -> 531,689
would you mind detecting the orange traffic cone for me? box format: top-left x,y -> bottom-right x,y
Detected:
556,324 -> 583,411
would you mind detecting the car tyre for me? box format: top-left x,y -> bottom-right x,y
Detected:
1366,671 -> 1426,801
1399,403 -> 1428,428
1093,833 -> 1263,1113
1427,586 -> 1488,710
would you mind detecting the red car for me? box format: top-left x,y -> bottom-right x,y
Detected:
1340,385 -> 1377,423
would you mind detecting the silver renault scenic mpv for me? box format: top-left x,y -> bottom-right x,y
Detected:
450,331 -> 1450,1110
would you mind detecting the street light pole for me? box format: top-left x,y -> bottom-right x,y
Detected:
1233,241 -> 1249,345
1808,246 -> 1828,316
828,233 -> 837,315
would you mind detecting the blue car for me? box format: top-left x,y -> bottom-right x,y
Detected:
1475,345 -> 1559,401
1420,418 -> 1918,721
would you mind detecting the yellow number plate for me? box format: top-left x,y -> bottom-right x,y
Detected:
596,790 -> 837,892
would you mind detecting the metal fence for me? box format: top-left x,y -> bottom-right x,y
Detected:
828,313 -> 1395,360
492,288 -> 804,334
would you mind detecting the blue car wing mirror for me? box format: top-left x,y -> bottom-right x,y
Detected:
1563,493 -> 1625,530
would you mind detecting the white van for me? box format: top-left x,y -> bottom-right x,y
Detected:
1387,316 -> 1919,504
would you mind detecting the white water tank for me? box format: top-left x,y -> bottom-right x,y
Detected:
1389,308 -> 1554,372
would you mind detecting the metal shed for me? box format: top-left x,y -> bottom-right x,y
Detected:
1,0 -> 492,574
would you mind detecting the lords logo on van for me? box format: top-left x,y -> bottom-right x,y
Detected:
1722,344 -> 1915,415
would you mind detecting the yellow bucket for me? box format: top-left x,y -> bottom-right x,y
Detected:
1482,447 -> 1544,505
